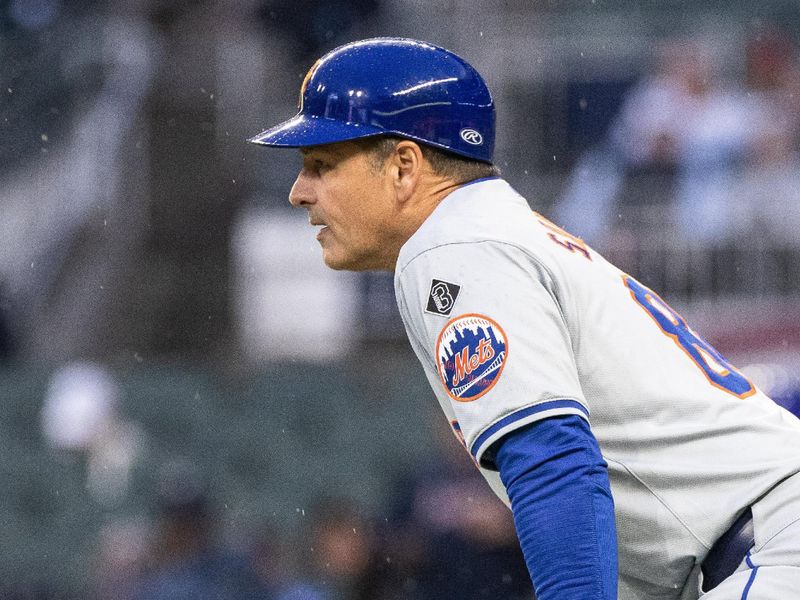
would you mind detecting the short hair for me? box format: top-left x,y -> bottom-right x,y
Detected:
357,136 -> 500,184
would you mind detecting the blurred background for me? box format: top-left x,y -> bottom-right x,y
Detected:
1,0 -> 800,598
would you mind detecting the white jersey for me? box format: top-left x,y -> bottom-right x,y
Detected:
394,177 -> 800,596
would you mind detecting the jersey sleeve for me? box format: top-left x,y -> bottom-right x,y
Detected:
395,240 -> 589,468
494,415 -> 618,600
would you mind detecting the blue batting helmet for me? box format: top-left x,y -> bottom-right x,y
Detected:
249,38 -> 495,163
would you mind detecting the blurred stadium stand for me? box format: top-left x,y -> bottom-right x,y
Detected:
0,357 -> 443,595
1,0 -> 800,596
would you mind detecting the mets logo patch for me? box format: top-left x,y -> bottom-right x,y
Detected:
436,313 -> 508,402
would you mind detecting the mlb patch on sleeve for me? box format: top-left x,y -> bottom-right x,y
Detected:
425,279 -> 461,316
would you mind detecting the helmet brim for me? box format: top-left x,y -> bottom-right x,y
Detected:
248,114 -> 385,148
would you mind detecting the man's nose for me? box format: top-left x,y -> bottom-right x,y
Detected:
289,170 -> 315,207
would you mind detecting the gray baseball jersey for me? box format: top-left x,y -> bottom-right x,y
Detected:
394,177 -> 800,598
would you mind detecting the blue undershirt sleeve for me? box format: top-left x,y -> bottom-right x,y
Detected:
491,414 -> 618,600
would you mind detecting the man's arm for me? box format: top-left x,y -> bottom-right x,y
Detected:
491,414 -> 618,600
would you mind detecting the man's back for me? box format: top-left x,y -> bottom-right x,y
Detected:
395,176 -> 800,595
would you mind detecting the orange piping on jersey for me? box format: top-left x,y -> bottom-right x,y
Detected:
644,293 -> 680,326
622,275 -> 756,400
692,344 -> 731,377
533,212 -> 592,260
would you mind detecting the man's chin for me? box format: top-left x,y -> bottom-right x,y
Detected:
323,257 -> 364,272
321,250 -> 356,271
322,251 -> 383,272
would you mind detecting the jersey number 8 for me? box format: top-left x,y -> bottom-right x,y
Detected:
624,276 -> 755,399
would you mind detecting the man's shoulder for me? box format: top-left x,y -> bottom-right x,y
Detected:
398,178 -> 538,268
397,179 -> 577,283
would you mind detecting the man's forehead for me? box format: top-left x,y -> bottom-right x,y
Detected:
300,141 -> 357,159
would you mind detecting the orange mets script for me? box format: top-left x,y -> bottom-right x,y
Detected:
452,337 -> 496,386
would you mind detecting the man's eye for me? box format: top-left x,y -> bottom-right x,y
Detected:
302,156 -> 333,174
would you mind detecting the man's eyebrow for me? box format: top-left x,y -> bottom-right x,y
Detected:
301,147 -> 337,159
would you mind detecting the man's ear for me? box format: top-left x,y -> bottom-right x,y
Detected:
392,140 -> 424,203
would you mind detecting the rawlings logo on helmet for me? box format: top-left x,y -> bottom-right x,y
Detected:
459,128 -> 483,145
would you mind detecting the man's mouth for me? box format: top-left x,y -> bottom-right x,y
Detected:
313,224 -> 329,240
309,217 -> 329,240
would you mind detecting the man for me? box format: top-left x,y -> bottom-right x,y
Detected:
249,37 -> 800,600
